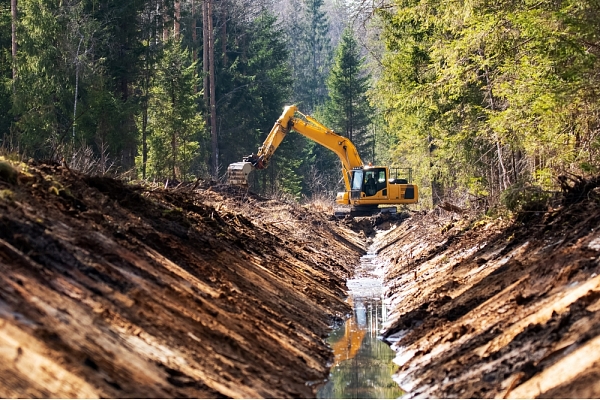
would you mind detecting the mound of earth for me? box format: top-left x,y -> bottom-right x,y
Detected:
0,159 -> 364,398
377,187 -> 600,398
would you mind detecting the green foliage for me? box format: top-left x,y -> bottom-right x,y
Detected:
298,119 -> 339,197
10,0 -> 144,164
6,0 -> 298,184
269,143 -> 304,199
375,0 -> 600,209
289,0 -> 332,112
299,27 -> 376,199
500,180 -> 553,213
12,0 -> 72,155
142,40 -> 204,181
214,11 -> 294,193
0,0 -> 11,142
323,27 -> 374,158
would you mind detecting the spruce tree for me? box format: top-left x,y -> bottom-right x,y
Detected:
323,26 -> 373,158
301,26 -> 374,199
291,0 -> 331,113
143,39 -> 205,181
213,11 -> 293,192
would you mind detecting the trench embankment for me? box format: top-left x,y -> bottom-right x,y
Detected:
0,159 -> 366,398
374,200 -> 600,398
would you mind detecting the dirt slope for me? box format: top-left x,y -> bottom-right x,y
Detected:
5,156 -> 600,399
378,192 -> 600,398
0,160 -> 364,398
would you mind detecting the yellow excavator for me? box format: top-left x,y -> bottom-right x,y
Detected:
227,105 -> 418,215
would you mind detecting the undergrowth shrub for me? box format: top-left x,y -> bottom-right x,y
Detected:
500,180 -> 555,212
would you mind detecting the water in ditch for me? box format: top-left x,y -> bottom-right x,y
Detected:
317,252 -> 404,399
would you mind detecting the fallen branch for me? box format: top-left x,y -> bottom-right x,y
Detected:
438,201 -> 465,214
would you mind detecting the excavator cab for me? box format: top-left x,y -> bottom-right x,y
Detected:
350,167 -> 388,199
346,166 -> 418,213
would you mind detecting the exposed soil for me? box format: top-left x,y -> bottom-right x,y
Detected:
377,187 -> 600,398
0,159 -> 364,398
3,157 -> 600,399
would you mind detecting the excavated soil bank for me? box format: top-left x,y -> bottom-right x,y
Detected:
0,160 -> 364,398
378,188 -> 600,398
5,158 -> 600,399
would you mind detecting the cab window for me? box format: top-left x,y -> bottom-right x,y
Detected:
351,170 -> 363,190
363,170 -> 381,196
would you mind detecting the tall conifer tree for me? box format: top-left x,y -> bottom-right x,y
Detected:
144,39 -> 204,180
291,0 -> 331,113
302,26 -> 374,199
324,26 -> 373,158
0,0 -> 13,141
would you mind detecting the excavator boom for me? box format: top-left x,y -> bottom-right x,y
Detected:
227,105 -> 296,186
227,105 -> 363,190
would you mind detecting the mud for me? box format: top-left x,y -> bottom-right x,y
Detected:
0,160 -> 364,398
378,194 -> 600,398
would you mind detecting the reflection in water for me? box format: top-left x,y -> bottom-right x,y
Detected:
317,293 -> 403,399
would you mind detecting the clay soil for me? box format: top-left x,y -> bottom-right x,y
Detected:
0,159 -> 365,398
378,184 -> 600,398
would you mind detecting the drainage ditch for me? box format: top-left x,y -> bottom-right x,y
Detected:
317,247 -> 403,399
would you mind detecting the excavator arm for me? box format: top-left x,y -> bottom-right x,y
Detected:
228,105 -> 363,190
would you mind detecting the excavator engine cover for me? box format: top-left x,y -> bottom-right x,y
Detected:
228,162 -> 253,186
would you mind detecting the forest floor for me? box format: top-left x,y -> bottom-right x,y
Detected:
1,157 -> 600,398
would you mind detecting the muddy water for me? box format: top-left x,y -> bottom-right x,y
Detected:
317,252 -> 404,399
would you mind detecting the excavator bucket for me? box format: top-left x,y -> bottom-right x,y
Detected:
227,162 -> 253,186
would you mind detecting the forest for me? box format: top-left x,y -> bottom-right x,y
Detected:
1,0 -> 600,209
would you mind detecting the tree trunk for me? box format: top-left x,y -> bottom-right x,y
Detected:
142,105 -> 148,179
483,62 -> 509,190
490,160 -> 494,198
428,133 -> 443,206
372,125 -> 375,164
174,0 -> 180,39
208,0 -> 218,177
192,0 -> 198,93
171,89 -> 178,180
512,148 -> 517,183
202,0 -> 209,110
221,0 -> 227,66
72,37 -> 83,144
11,0 -> 17,83
163,0 -> 170,41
